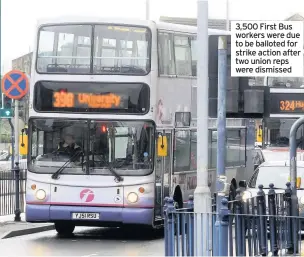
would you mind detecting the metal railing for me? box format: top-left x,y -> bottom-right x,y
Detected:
164,182 -> 302,256
0,163 -> 26,217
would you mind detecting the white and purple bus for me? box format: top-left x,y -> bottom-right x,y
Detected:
26,17 -> 256,235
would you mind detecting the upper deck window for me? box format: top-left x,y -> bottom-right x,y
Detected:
93,25 -> 151,74
36,24 -> 151,75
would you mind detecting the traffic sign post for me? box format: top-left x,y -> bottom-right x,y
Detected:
1,70 -> 29,100
1,70 -> 29,222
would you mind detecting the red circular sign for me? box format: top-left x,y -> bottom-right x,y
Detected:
1,70 -> 29,100
80,189 -> 95,203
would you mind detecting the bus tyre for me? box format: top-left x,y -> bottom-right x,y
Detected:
55,222 -> 75,235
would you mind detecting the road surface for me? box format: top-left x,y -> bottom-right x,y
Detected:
0,226 -> 164,256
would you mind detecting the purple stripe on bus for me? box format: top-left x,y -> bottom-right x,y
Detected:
26,204 -> 50,221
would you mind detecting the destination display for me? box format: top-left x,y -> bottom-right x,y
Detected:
53,91 -> 127,109
269,92 -> 304,114
34,81 -> 149,114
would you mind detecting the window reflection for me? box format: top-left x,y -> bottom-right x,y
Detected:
29,119 -> 155,176
90,121 -> 154,175
264,118 -> 304,149
37,25 -> 92,73
94,25 -> 151,74
29,119 -> 87,174
173,128 -> 246,172
36,24 -> 151,75
267,77 -> 304,88
174,130 -> 191,172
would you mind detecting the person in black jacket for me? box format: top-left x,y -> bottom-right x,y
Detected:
57,134 -> 82,161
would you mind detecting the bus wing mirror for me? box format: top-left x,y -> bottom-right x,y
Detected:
157,134 -> 168,157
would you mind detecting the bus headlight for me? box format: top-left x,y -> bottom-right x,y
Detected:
300,196 -> 304,205
35,189 -> 46,200
242,191 -> 252,202
127,192 -> 138,203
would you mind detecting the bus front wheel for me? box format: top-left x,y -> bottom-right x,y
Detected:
55,222 -> 75,235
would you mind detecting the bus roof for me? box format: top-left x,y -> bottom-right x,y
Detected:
156,21 -> 230,35
36,16 -> 230,36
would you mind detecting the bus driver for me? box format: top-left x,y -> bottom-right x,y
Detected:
57,134 -> 82,159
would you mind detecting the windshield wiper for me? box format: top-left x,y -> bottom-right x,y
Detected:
51,151 -> 83,180
89,152 -> 124,182
106,160 -> 124,182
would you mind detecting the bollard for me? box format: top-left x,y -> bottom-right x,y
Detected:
284,182 -> 296,254
284,182 -> 293,253
268,183 -> 278,256
13,162 -> 21,222
291,188 -> 299,254
244,195 -> 253,256
187,195 -> 194,256
234,188 -> 244,256
256,184 -> 267,256
166,197 -> 175,256
164,197 -> 169,256
212,194 -> 217,255
250,196 -> 258,256
219,197 -> 229,256
187,195 -> 194,211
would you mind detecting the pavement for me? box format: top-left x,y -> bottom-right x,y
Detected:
0,213 -> 54,239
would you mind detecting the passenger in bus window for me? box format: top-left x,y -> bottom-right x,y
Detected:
57,134 -> 82,160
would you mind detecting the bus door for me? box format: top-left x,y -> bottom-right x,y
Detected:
154,128 -> 173,221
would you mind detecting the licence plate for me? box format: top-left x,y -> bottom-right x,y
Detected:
72,212 -> 100,220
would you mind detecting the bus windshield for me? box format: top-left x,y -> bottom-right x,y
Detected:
264,118 -> 304,149
267,77 -> 304,88
29,119 -> 155,176
36,24 -> 151,75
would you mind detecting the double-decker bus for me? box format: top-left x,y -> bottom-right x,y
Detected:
26,17 -> 256,235
260,74 -> 304,160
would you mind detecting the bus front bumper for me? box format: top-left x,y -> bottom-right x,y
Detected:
26,204 -> 154,226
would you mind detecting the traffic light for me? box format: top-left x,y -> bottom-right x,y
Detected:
0,94 -> 13,118
0,108 -> 13,117
2,94 -> 12,109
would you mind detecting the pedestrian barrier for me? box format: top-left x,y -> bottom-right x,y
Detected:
164,182 -> 302,256
0,162 -> 26,217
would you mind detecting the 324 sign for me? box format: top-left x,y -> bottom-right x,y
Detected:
279,100 -> 304,111
270,92 -> 304,114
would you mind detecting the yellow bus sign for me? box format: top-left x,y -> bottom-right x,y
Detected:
8,133 -> 28,155
19,134 -> 28,155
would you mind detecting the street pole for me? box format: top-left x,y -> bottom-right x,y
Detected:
214,35 -> 228,256
194,0 -> 211,256
226,0 -> 229,31
14,100 -> 19,165
8,119 -> 15,170
289,117 -> 303,252
145,0 -> 150,20
14,99 -> 21,221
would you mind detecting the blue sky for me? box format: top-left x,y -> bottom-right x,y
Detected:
1,0 -> 304,72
